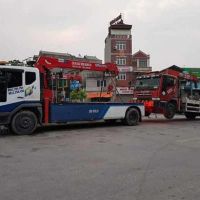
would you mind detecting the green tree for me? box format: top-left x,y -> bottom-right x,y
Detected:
70,89 -> 87,102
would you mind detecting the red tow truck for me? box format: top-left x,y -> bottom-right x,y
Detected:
133,65 -> 200,119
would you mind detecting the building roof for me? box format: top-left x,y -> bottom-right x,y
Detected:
132,50 -> 150,58
84,55 -> 101,61
35,50 -> 102,64
110,21 -> 132,30
39,50 -> 72,57
0,61 -> 8,65
108,20 -> 132,36
109,14 -> 132,30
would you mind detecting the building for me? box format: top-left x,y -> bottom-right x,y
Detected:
104,14 -> 152,101
104,14 -> 133,101
0,61 -> 8,65
36,51 -> 102,64
132,50 -> 152,83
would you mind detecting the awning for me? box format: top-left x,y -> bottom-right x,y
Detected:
87,92 -> 113,99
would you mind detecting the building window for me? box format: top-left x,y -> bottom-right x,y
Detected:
115,41 -> 126,50
116,57 -> 126,65
117,73 -> 126,80
97,80 -> 106,87
139,60 -> 147,68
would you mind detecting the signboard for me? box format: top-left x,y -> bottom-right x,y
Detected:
70,80 -> 80,90
183,68 -> 200,79
117,87 -> 133,95
117,66 -> 133,72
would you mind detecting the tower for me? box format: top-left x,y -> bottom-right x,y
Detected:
104,14 -> 134,100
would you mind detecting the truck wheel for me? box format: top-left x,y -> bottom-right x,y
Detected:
124,108 -> 139,126
185,112 -> 196,120
164,103 -> 176,119
11,111 -> 37,135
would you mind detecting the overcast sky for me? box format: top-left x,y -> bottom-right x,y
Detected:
0,0 -> 200,70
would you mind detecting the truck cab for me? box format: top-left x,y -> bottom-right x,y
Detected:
134,73 -> 178,118
0,66 -> 42,133
133,67 -> 200,119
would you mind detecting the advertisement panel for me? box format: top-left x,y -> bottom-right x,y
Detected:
117,87 -> 134,94
117,66 -> 133,72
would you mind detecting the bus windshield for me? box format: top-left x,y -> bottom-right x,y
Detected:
135,77 -> 160,90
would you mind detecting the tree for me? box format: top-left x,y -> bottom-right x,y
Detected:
70,88 -> 87,102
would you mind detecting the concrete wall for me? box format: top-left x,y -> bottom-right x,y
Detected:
86,77 -> 112,92
104,37 -> 111,63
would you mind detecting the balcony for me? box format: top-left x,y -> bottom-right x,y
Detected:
135,67 -> 152,72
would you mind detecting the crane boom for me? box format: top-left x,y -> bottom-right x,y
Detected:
35,56 -> 119,75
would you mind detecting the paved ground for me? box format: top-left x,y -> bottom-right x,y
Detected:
0,115 -> 200,200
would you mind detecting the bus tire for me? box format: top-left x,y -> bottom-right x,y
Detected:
11,111 -> 37,135
124,108 -> 139,126
164,103 -> 176,119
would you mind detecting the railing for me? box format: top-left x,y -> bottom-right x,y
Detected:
135,67 -> 152,72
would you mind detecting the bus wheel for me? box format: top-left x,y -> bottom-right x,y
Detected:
11,111 -> 37,135
185,112 -> 196,120
164,103 -> 176,119
124,108 -> 139,126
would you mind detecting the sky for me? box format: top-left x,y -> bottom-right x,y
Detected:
0,0 -> 200,70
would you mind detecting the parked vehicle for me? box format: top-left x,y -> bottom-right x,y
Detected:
133,65 -> 200,119
0,56 -> 144,135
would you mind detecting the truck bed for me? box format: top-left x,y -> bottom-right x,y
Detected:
50,102 -> 144,123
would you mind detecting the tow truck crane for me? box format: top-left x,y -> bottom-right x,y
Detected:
0,56 -> 144,135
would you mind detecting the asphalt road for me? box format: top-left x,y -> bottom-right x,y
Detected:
1,115 -> 200,200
